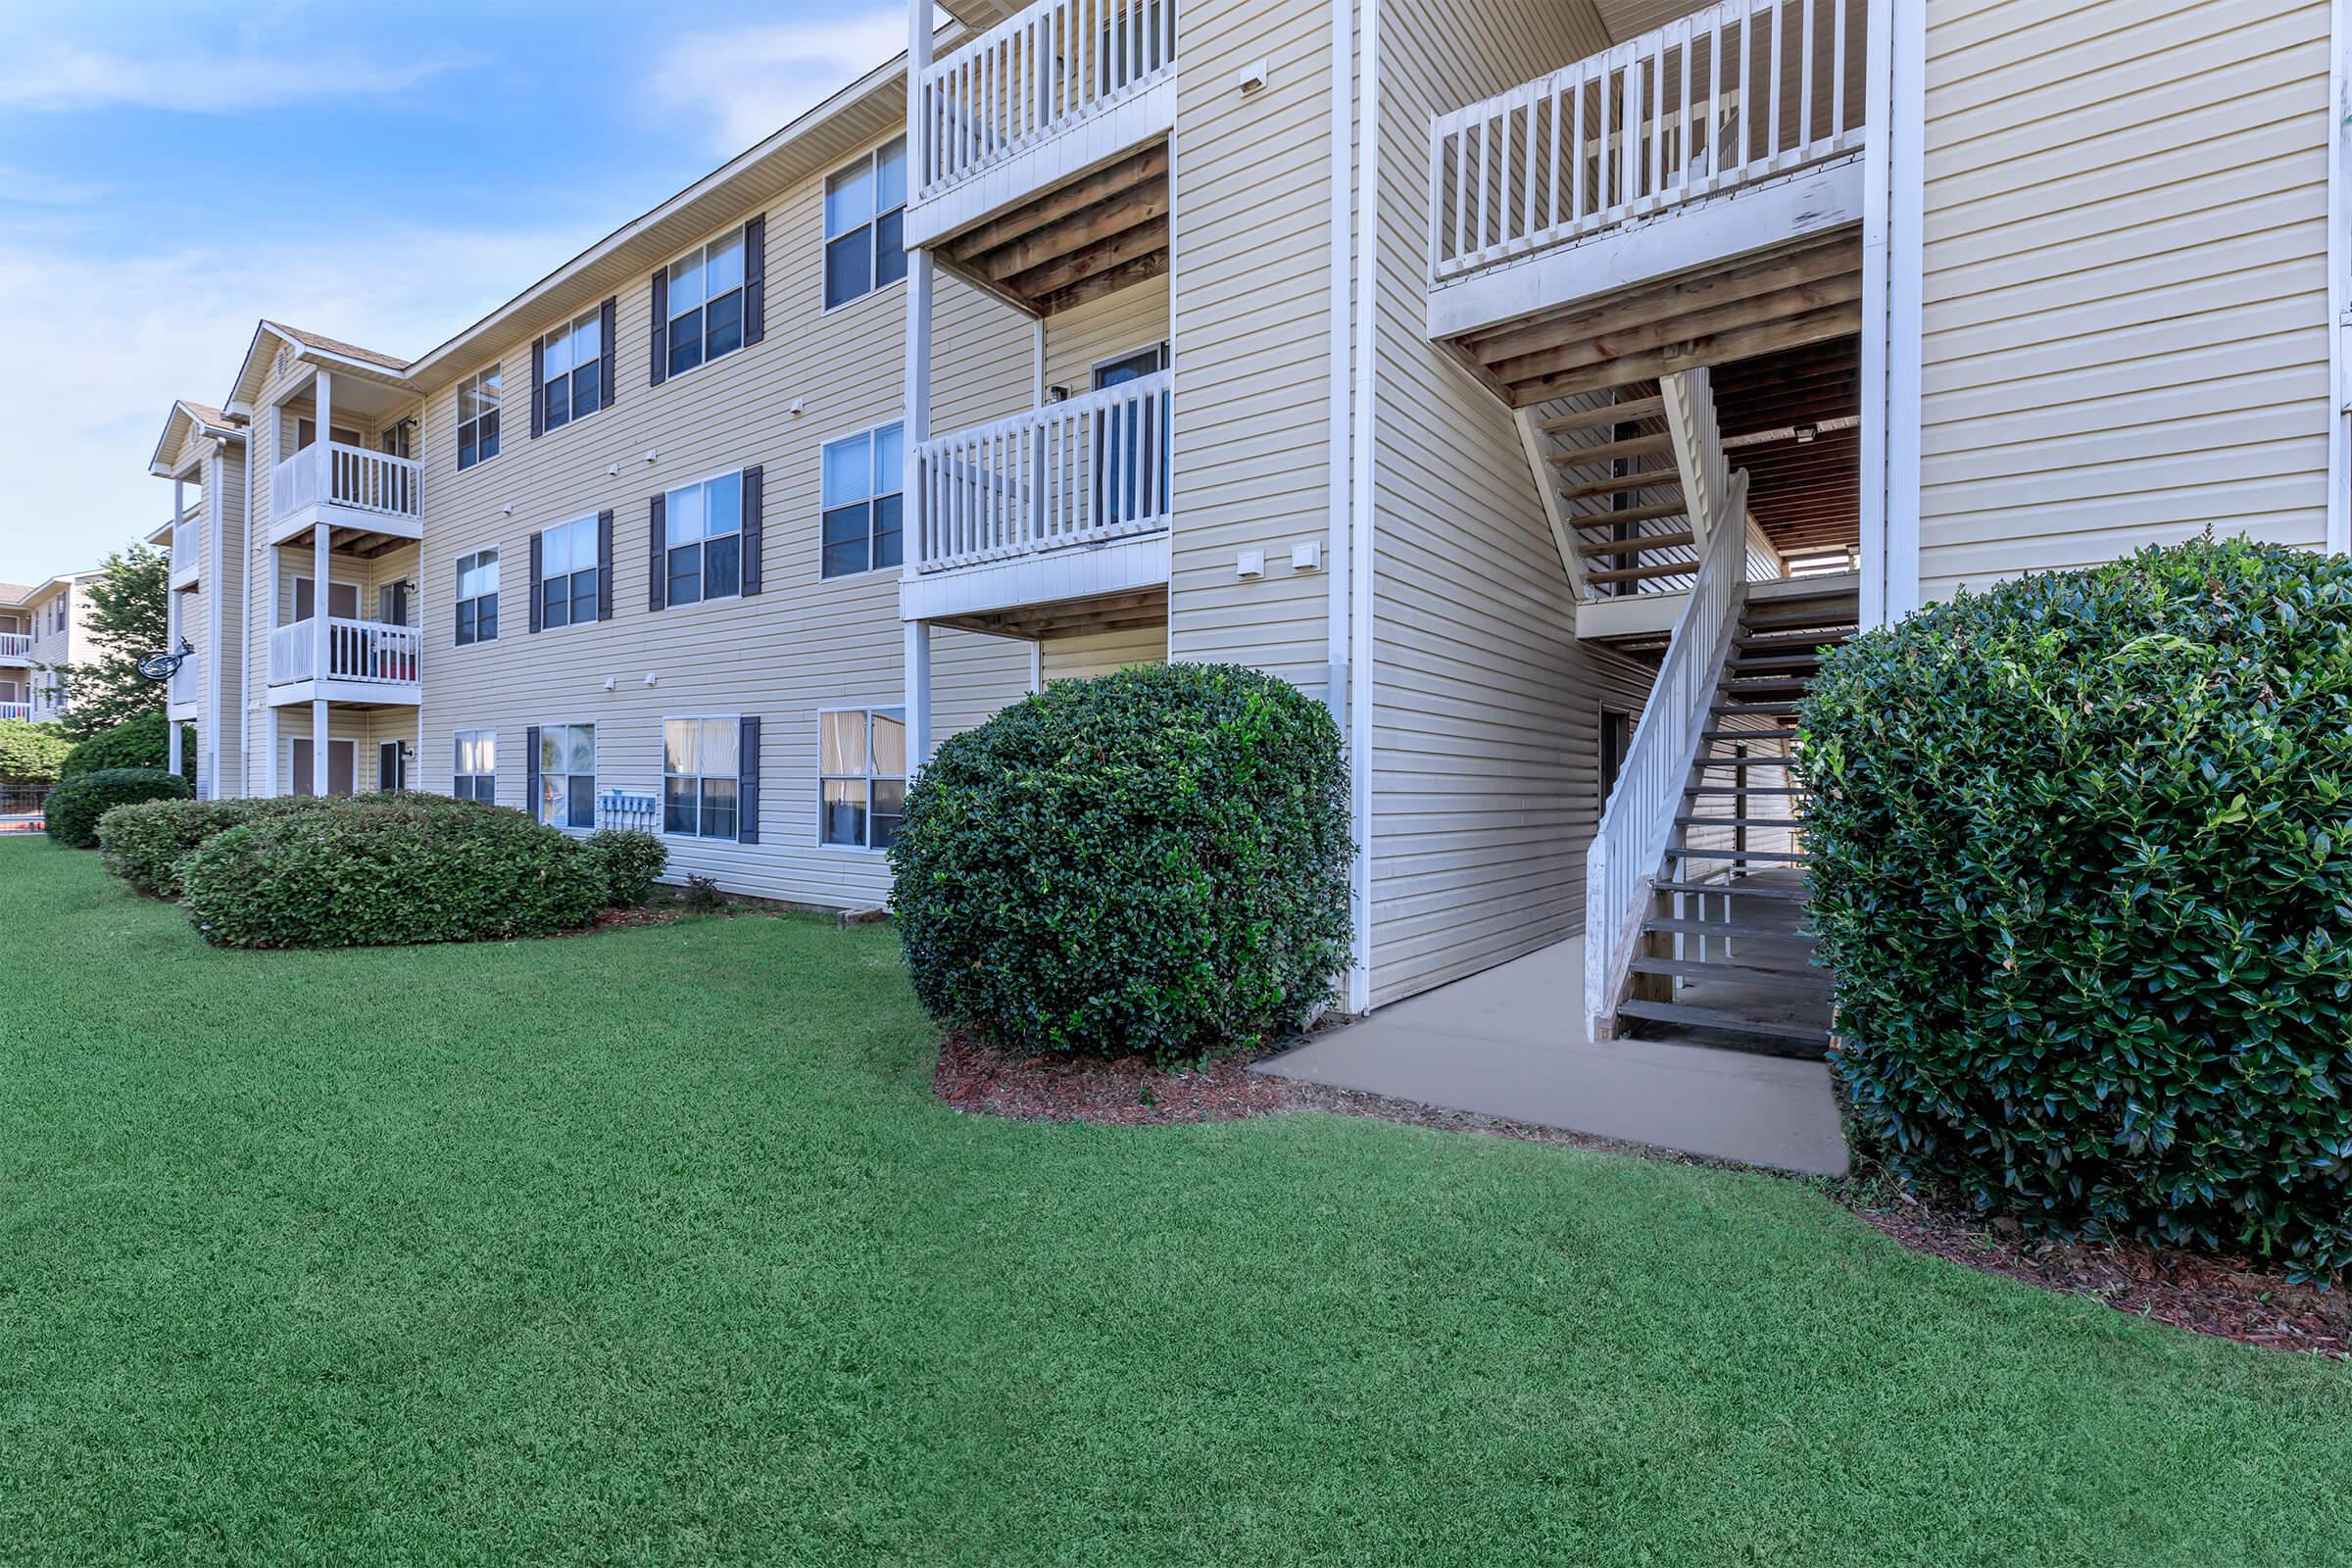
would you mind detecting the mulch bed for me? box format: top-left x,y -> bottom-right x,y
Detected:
932,1033 -> 2350,1358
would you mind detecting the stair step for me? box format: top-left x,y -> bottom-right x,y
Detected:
1719,678 -> 1814,695
1578,530 -> 1694,558
1742,611 -> 1857,633
1614,999 -> 1832,1048
1645,917 -> 1816,941
1655,878 -> 1809,900
1566,500 -> 1688,529
1556,469 -> 1681,501
1711,701 -> 1799,715
1690,756 -> 1795,769
1727,652 -> 1827,673
1587,561 -> 1696,585
1539,394 -> 1665,433
1736,630 -> 1852,651
1548,432 -> 1675,466
1630,956 -> 1833,993
1697,728 -> 1795,745
1674,816 -> 1802,830
1666,847 -> 1811,864
1690,786 -> 1802,796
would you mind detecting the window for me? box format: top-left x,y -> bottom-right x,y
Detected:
53,594 -> 68,633
663,717 -> 740,839
538,310 -> 603,432
820,424 -> 904,578
538,516 -> 599,629
455,550 -> 499,645
537,723 -> 596,829
454,729 -> 497,803
662,471 -> 744,607
819,708 -> 906,850
1599,708 -> 1633,805
664,227 -> 746,378
824,137 -> 906,309
456,366 -> 501,469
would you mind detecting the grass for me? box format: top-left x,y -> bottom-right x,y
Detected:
3,840 -> 2349,1566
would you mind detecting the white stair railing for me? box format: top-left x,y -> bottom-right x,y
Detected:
1586,370 -> 1750,1041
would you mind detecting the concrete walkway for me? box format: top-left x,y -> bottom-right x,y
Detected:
1252,937 -> 1848,1175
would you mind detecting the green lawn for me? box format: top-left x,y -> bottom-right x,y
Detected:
3,841 -> 2349,1566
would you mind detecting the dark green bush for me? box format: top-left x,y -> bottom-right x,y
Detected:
585,828 -> 667,906
45,768 -> 192,848
179,794 -> 609,948
890,662 -> 1351,1065
98,796 -> 330,898
63,712 -> 196,783
1798,537 -> 2352,1280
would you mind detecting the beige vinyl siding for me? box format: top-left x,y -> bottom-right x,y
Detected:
1916,0 -> 2331,598
1044,281 -> 1170,393
213,446 -> 248,798
1367,0 -> 1629,1007
413,129 -> 1033,906
1167,0 -> 1337,695
1042,623 -> 1169,682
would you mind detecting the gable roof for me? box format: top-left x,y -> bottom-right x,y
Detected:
149,398 -> 248,478
273,323 -> 408,372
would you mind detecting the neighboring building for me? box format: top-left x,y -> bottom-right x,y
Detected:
148,0 -> 2350,1031
0,570 -> 104,723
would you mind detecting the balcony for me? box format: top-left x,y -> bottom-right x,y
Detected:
269,442 -> 423,547
168,652 -> 199,718
902,369 -> 1171,625
1425,0 -> 1868,395
0,632 -> 28,662
171,515 -> 201,589
267,617 -> 421,707
0,704 -> 28,722
909,0 -> 1173,314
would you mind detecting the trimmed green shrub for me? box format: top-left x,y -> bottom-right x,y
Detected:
890,662 -> 1351,1065
0,718 -> 73,790
63,712 -> 195,784
179,794 -> 610,949
585,829 -> 667,907
1799,537 -> 2352,1280
98,795 -> 330,898
45,768 -> 192,848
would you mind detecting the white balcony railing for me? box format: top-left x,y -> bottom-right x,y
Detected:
270,617 -> 420,689
1429,0 -> 1867,287
914,369 -> 1171,573
271,442 -> 422,524
0,703 -> 29,722
917,0 -> 1175,203
169,654 -> 199,710
172,517 -> 200,578
0,633 -> 28,661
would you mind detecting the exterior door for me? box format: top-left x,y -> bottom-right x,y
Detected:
378,741 -> 406,792
292,579 -> 362,622
1092,344 -> 1169,527
291,738 -> 358,798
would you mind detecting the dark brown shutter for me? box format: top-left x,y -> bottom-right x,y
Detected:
527,530 -> 543,633
742,215 -> 766,347
649,268 -> 668,387
524,725 -> 541,820
528,337 -> 545,438
648,492 -> 667,612
596,510 -> 614,621
737,716 -> 760,844
740,466 -> 763,597
598,297 -> 617,410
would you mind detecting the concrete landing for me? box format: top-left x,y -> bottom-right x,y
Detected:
1253,938 -> 1848,1175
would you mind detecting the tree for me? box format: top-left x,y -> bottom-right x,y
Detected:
44,544 -> 170,741
0,718 -> 73,790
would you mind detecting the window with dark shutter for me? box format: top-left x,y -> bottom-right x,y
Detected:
741,466 -> 764,596
660,225 -> 749,378
743,216 -> 766,346
648,492 -> 667,612
738,715 -> 761,844
528,339 -> 545,439
596,510 -> 614,620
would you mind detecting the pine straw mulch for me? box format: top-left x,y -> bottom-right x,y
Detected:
932,1032 -> 2350,1358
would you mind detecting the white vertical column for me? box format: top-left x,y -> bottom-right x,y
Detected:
312,512 -> 330,799
312,699 -> 328,797
315,369 -> 333,510
902,2 -> 937,773
166,589 -> 183,781
268,708 -> 281,798
905,621 -> 933,770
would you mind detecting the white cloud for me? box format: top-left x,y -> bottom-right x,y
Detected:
649,11 -> 911,155
0,162 -> 108,206
0,219 -> 604,580
0,44 -> 474,115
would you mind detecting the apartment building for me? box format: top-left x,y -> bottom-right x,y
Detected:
152,0 -> 2346,1032
0,569 -> 104,723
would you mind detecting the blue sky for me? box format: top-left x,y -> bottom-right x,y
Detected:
0,0 -> 911,581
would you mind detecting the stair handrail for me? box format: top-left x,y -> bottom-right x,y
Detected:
1585,445 -> 1749,1041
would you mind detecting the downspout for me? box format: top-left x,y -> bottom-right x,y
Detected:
239,419 -> 255,798
1327,0 -> 1360,1005
1346,0 -> 1382,1014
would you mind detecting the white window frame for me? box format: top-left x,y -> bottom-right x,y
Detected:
662,714 -> 743,840
537,515 -> 600,630
453,728 -> 497,803
662,225 -> 749,380
537,309 -> 604,433
456,364 -> 502,470
455,548 -> 499,646
818,423 -> 904,580
663,468 -> 747,607
537,721 -> 597,831
816,705 -> 907,852
821,136 -> 907,312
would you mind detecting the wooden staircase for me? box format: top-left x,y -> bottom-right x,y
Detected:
1607,583 -> 1858,1056
1522,382 -> 1707,598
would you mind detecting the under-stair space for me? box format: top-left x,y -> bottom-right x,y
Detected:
1612,583 -> 1856,1055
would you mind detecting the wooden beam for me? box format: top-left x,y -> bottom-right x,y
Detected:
1556,468 -> 1682,500
1546,432 -> 1675,467
1578,529 -> 1695,557
1508,305 -> 1864,405
1564,499 -> 1687,528
1537,393 -> 1664,434
1035,250 -> 1168,316
1464,238 -> 1861,365
1490,271 -> 1866,385
966,181 -> 1169,278
943,143 -> 1168,259
1001,214 -> 1168,298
